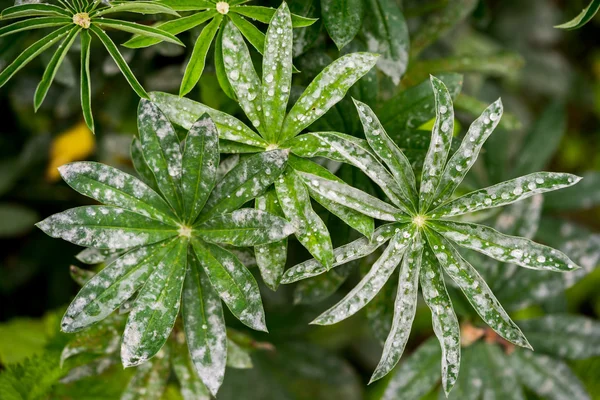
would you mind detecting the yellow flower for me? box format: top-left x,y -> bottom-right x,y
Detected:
47,122 -> 95,181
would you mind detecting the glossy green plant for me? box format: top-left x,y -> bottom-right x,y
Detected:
0,0 -> 183,133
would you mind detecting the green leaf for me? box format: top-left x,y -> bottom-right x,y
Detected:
181,114 -> 219,223
195,209 -> 294,246
62,241 -> 175,332
321,0 -> 364,50
121,347 -> 170,400
555,0 -> 600,30
354,99 -> 417,203
60,319 -> 121,365
0,25 -> 72,88
362,0 -> 409,85
226,340 -> 253,369
122,239 -> 187,367
221,20 -> 265,135
171,335 -> 211,400
445,347 -> 481,400
517,315 -> 600,360
200,149 -> 288,219
231,5 -> 318,27
432,221 -> 580,272
137,99 -> 183,214
0,16 -> 70,38
419,76 -> 454,212
293,267 -> 350,304
544,170 -> 600,211
131,137 -> 160,192
432,98 -> 503,206
36,206 -> 178,249
511,351 -> 590,400
192,240 -> 267,332
280,53 -> 378,141
262,3 -> 292,141
281,223 -> 400,283
182,249 -> 227,396
229,12 -> 266,54
431,172 -> 582,218
311,226 -> 414,325
424,230 -> 531,349
214,26 -> 238,101
90,25 -> 149,99
150,92 -> 267,148
478,344 -> 524,400
275,168 -> 334,270
58,161 -> 177,223
93,18 -> 184,46
69,265 -> 96,286
155,0 -> 214,11
454,93 -> 521,131
1,3 -> 70,19
91,1 -> 180,17
179,15 -> 223,97
80,30 -> 94,133
371,235 -> 422,383
75,247 -> 125,265
420,245 -> 460,396
123,10 -> 217,49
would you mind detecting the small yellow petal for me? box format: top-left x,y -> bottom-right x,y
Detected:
47,122 -> 95,181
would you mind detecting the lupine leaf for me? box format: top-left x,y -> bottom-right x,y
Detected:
254,190 -> 287,290
312,226 -> 414,325
262,3 -> 292,141
424,230 -> 531,349
445,347 -> 481,400
419,76 -> 454,212
182,249 -> 227,396
80,30 -> 94,133
371,235 -> 422,383
94,19 -> 184,46
321,0 -> 364,50
91,2 -> 180,17
121,347 -> 170,400
36,206 -> 178,249
420,246 -> 460,396
544,170 -> 600,211
293,267 -> 350,305
155,0 -> 214,11
275,168 -> 334,270
90,25 -> 149,99
432,98 -> 503,206
431,172 -> 582,218
226,340 -> 253,369
180,15 -> 223,97
137,99 -> 183,214
131,137 -> 159,192
222,20 -> 265,134
150,92 -> 267,148
231,5 -> 318,27
0,3 -> 70,19
280,53 -> 378,141
181,114 -> 219,223
554,0 -> 600,30
75,247 -> 125,265
34,26 -> 80,110
192,240 -> 267,332
511,351 -> 590,400
171,335 -> 211,400
0,17 -> 71,37
121,239 -> 187,367
517,315 -> 600,360
58,161 -> 177,223
200,150 -> 288,219
195,209 -> 294,246
214,26 -> 238,101
354,99 -> 417,203
281,223 -> 400,283
432,221 -> 579,272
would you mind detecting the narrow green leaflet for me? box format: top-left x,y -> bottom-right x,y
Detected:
80,30 -> 93,133
420,246 -> 460,396
214,25 -> 237,101
445,347 -> 482,400
371,236 -> 422,383
555,0 -> 600,30
155,0 -> 214,11
293,268 -> 349,305
182,250 -> 226,396
131,137 -> 159,192
254,190 -> 287,290
91,2 -> 180,17
121,347 -> 170,400
68,265 -> 96,286
544,170 -> 600,211
419,76 -> 454,212
231,5 -> 318,27
280,53 -> 379,141
432,172 -> 582,218
0,16 -> 71,37
275,168 -> 334,270
94,19 -> 184,46
262,3 -> 292,141
58,162 -> 177,223
181,114 -> 219,223
34,26 -> 80,110
36,206 -> 177,249
321,0 -> 364,50
312,226 -> 415,325
171,337 -> 211,400
1,3 -> 70,19
137,99 -> 183,214
121,240 -> 187,367
282,223 -> 400,283
195,209 -> 294,246
432,99 -> 503,206
511,351 -> 590,400
229,13 -> 265,55
226,340 -> 253,369
424,230 -> 531,349
75,247 -> 125,265
180,15 -> 223,97
200,150 -> 288,219
192,240 -> 267,332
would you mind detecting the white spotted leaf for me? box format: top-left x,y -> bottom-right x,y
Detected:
171,333 -> 212,400
121,346 -> 171,400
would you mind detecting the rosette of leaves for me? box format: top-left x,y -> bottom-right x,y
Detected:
280,76 -> 583,394
123,0 -> 316,97
0,0 -> 183,133
151,2 -> 379,290
36,100 -> 294,396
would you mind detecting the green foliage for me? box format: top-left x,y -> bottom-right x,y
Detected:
555,0 -> 600,30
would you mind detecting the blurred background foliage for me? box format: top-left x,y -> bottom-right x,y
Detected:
0,0 -> 599,399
